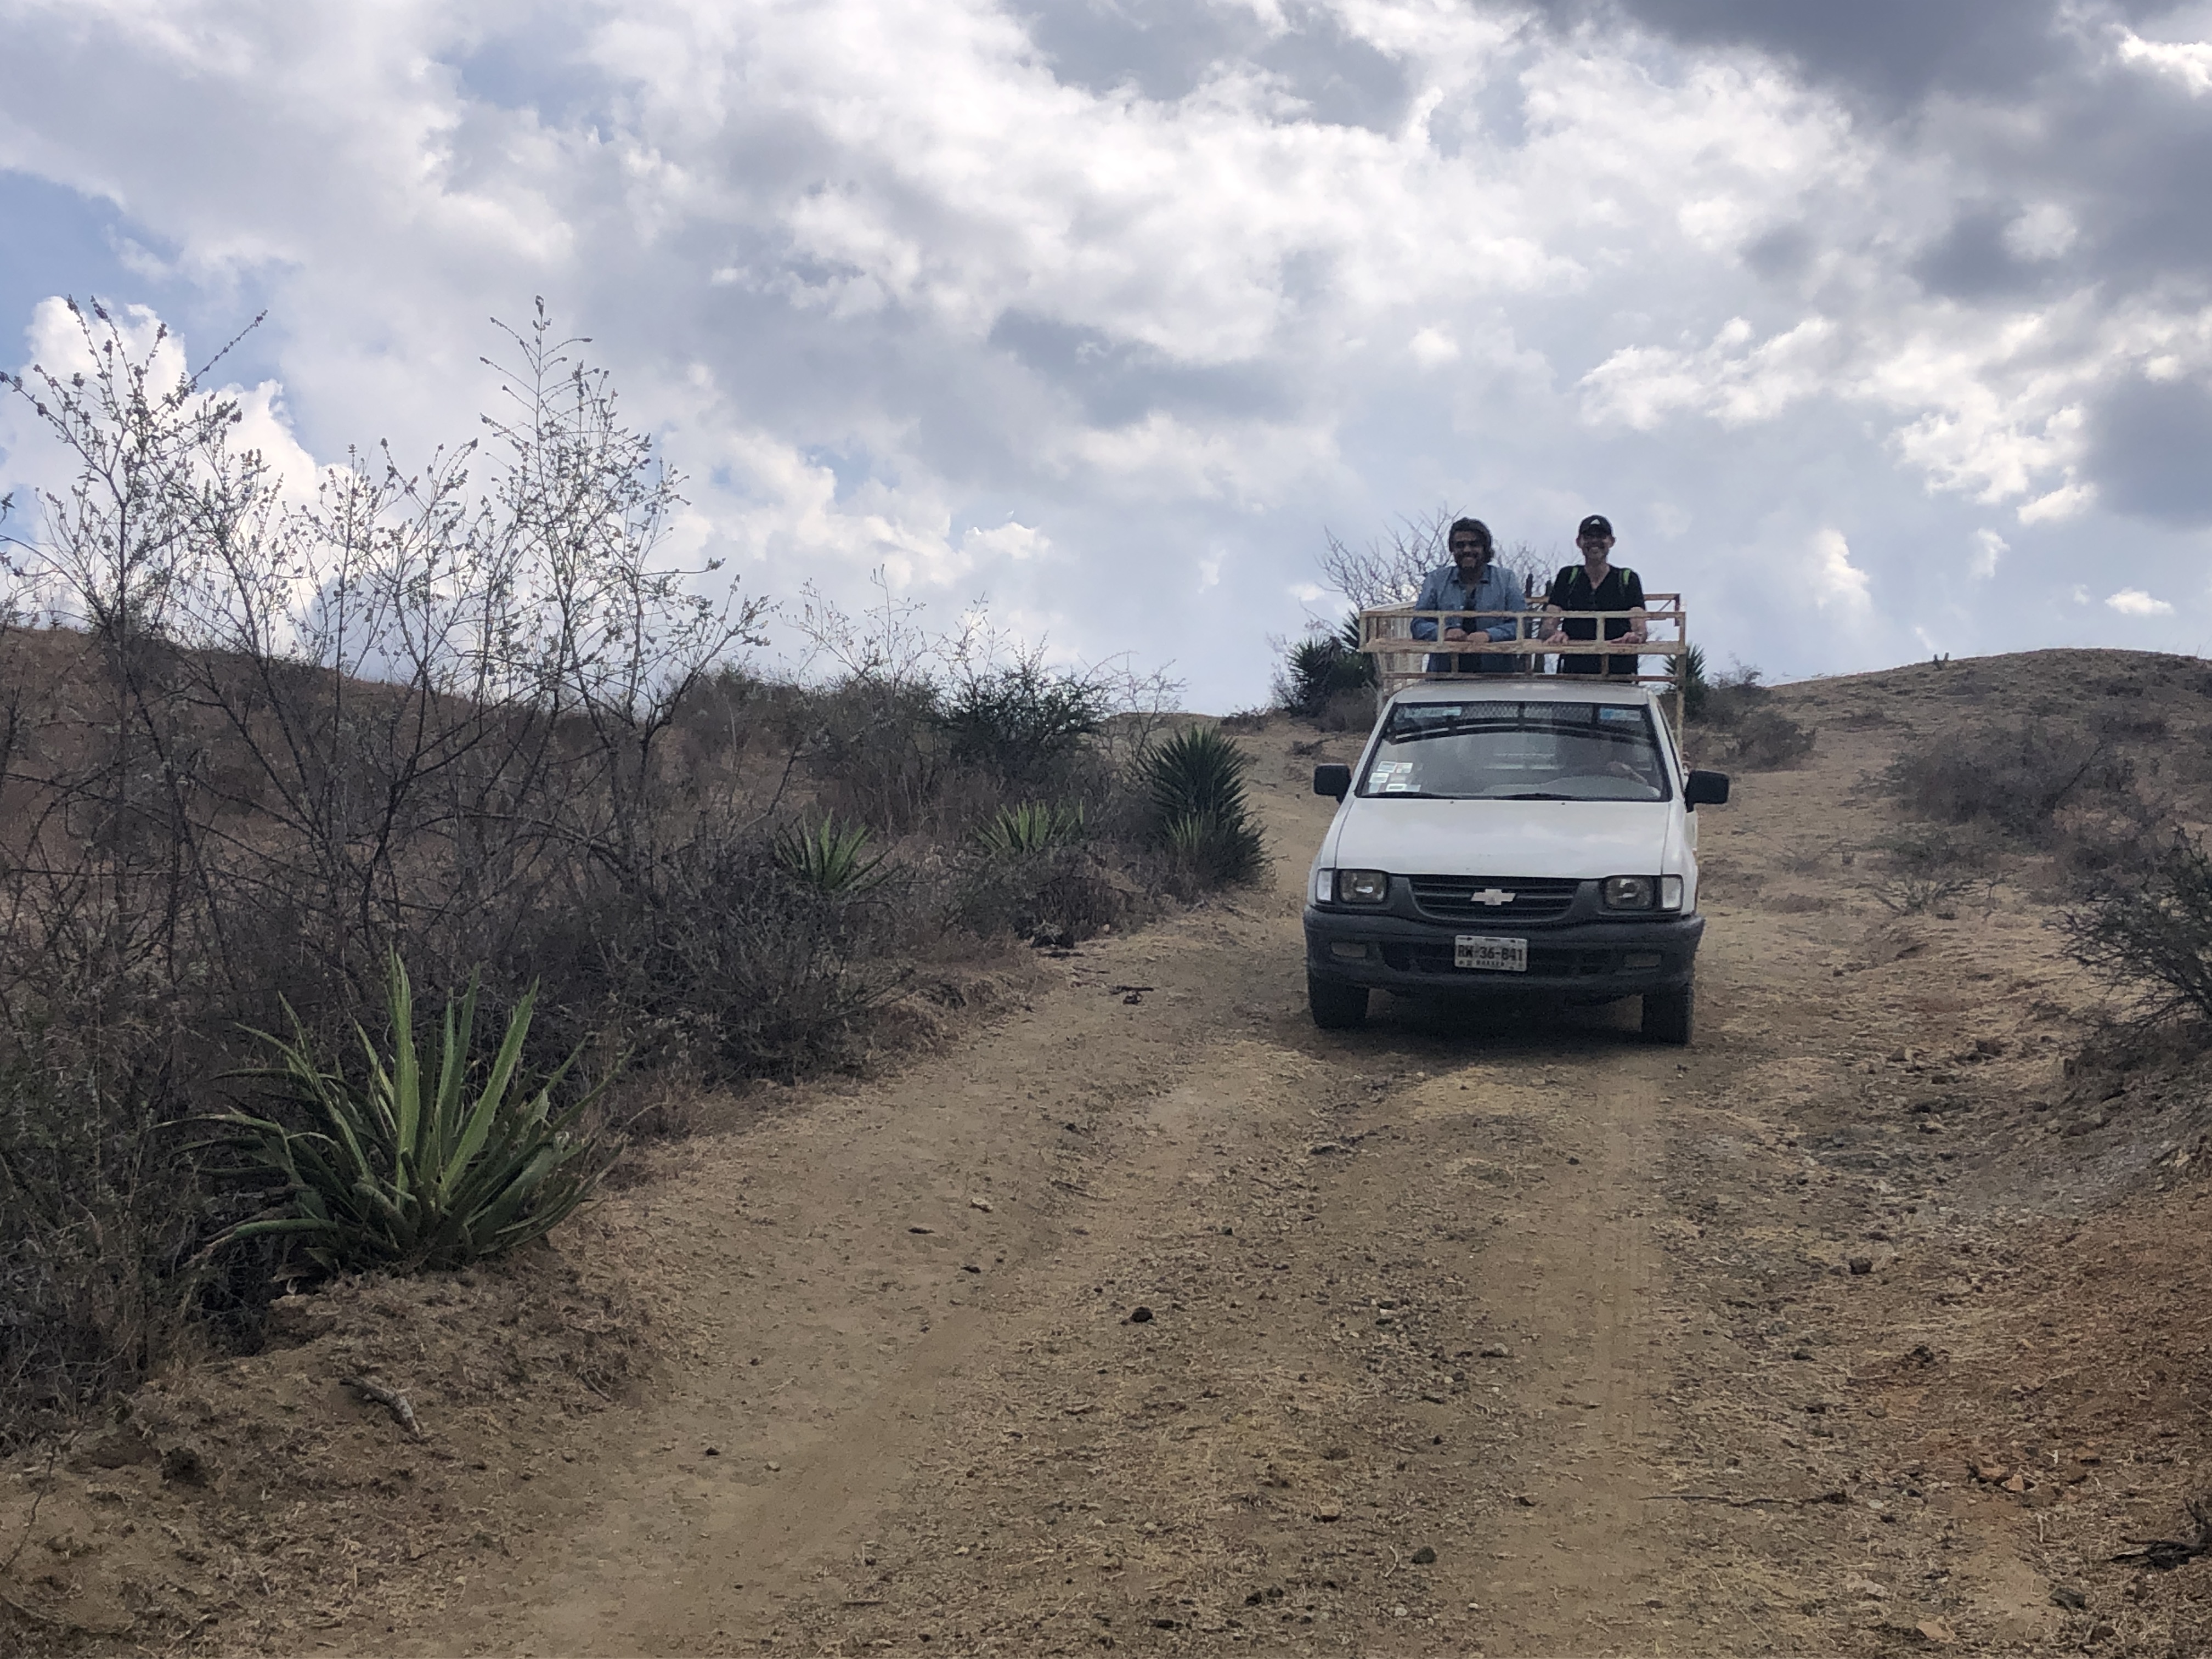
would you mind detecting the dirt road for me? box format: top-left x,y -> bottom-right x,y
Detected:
399,730 -> 1720,1655
13,653 -> 2212,1655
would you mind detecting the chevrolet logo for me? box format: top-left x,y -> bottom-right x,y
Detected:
1472,888 -> 1517,907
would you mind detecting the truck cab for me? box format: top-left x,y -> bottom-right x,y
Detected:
1303,676 -> 1729,1042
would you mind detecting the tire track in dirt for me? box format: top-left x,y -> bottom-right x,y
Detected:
1458,1068 -> 1668,1651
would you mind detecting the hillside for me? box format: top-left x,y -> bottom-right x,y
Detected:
7,647 -> 2212,1656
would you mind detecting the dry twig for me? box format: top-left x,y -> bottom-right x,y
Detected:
2112,1496 -> 2212,1570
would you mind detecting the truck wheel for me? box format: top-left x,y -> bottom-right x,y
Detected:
1642,981 -> 1694,1046
1308,974 -> 1370,1030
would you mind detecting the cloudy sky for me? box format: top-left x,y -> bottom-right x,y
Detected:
3,0 -> 2210,706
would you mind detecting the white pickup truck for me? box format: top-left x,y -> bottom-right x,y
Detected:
1303,675 -> 1730,1043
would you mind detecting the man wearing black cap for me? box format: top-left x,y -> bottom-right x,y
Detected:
1541,515 -> 1646,677
1409,517 -> 1523,675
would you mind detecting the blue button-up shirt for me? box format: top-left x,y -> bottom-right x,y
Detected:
1409,562 -> 1525,673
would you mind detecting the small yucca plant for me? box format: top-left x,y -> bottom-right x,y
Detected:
774,816 -> 887,894
972,800 -> 1087,859
1142,725 -> 1267,887
200,955 -> 608,1274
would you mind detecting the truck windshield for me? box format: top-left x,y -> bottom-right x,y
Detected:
1358,701 -> 1672,802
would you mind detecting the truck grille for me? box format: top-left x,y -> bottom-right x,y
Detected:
1407,876 -> 1582,922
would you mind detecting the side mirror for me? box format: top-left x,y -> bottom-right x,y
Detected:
1313,764 -> 1352,802
1684,769 -> 1731,809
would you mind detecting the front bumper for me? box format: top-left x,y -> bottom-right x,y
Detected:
1303,905 -> 1704,997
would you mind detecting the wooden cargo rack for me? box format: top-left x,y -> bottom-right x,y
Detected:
1356,594 -> 1689,731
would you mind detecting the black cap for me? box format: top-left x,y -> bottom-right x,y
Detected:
1577,514 -> 1613,540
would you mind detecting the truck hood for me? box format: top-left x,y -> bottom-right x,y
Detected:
1324,799 -> 1681,879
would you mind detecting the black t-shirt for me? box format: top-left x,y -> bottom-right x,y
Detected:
1546,564 -> 1644,677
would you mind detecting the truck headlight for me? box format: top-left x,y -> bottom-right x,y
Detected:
1602,875 -> 1654,910
1602,875 -> 1683,912
1335,870 -> 1390,905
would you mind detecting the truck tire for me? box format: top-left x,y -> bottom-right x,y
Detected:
1308,974 -> 1370,1030
1641,980 -> 1694,1046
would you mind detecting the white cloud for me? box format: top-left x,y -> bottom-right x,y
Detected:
2018,479 -> 2098,524
1805,528 -> 1870,613
1409,326 -> 1459,368
2117,30 -> 2212,97
2106,588 -> 2175,616
1579,315 -> 1839,430
1,0 -> 2209,701
1970,528 -> 2007,579
2003,203 -> 2078,263
961,519 -> 1049,564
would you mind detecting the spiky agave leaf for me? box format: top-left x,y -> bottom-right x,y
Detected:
200,952 -> 613,1274
1163,810 -> 1268,887
1140,727 -> 1266,886
773,816 -> 888,894
971,800 -> 1087,859
1142,725 -> 1251,828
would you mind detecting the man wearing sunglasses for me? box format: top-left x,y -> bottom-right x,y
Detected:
1409,517 -> 1523,675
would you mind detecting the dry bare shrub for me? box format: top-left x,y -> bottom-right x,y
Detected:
1316,509 -> 1548,610
1689,664 -> 1814,771
1315,686 -> 1377,732
1867,825 -> 1993,916
2062,831 -> 2212,1031
1886,719 -> 2132,844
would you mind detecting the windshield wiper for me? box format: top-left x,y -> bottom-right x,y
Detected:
1495,791 -> 1575,800
1357,788 -> 1455,799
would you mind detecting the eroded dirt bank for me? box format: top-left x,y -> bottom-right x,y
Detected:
9,650 -> 2212,1656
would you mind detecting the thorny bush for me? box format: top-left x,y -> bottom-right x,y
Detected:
2062,831 -> 2212,1031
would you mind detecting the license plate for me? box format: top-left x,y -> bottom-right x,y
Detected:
1455,935 -> 1527,972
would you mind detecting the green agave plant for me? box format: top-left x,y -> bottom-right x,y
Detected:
201,955 -> 608,1273
1142,726 -> 1267,886
972,800 -> 1088,859
1143,724 -> 1250,826
774,815 -> 888,894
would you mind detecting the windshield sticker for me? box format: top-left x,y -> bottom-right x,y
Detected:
1597,707 -> 1643,724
